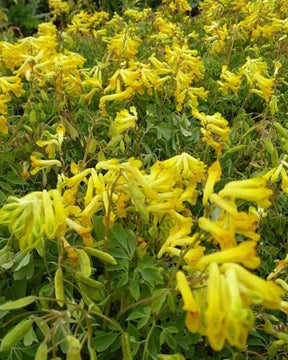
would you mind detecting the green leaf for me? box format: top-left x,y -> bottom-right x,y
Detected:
0,296 -> 37,310
93,331 -> 119,352
129,278 -> 140,301
151,290 -> 167,313
13,253 -> 31,272
127,311 -> 146,321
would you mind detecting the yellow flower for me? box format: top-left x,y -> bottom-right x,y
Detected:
176,271 -> 201,333
161,152 -> 206,182
192,109 -> 230,154
110,108 -> 137,136
51,190 -> 67,225
42,190 -> 57,239
107,33 -> 140,59
96,159 -> 120,171
209,193 -> 237,215
66,169 -> 91,187
30,155 -> 62,175
198,217 -> 236,249
224,268 -> 254,348
202,161 -> 222,205
205,263 -> 225,351
0,115 -> 8,135
241,57 -> 274,102
0,94 -> 10,115
49,0 -> 70,16
251,73 -> 274,102
56,123 -> 66,146
0,76 -> 24,97
37,22 -> 57,36
0,190 -> 68,250
196,241 -> 260,270
217,65 -> 242,95
99,88 -> 134,115
176,271 -> 199,312
158,220 -> 193,258
221,263 -> 284,309
218,177 -> 273,207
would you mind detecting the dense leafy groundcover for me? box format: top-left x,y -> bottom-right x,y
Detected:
0,0 -> 288,359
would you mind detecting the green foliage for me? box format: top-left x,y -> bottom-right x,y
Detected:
1,0 -> 49,35
0,0 -> 287,359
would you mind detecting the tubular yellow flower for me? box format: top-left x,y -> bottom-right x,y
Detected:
176,271 -> 202,334
51,190 -> 67,225
224,268 -> 254,348
65,218 -> 91,236
66,169 -> 91,187
110,108 -> 137,136
42,190 -> 57,239
176,271 -> 199,312
30,156 -> 62,175
221,263 -> 284,309
196,241 -> 260,270
0,115 -> 8,135
202,161 -> 222,205
158,220 -> 193,258
95,159 -> 120,171
81,195 -> 102,219
218,177 -> 273,207
217,65 -> 242,95
198,217 -> 236,249
209,193 -> 237,215
99,88 -> 134,115
205,263 -> 225,351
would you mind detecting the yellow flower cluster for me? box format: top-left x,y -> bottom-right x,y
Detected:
48,0 -> 70,16
67,11 -> 109,35
177,263 -> 283,350
0,153 -> 206,251
169,161 -> 285,351
1,153 -> 284,352
0,0 -> 287,353
0,73 -> 24,134
163,0 -> 191,14
241,57 -> 274,102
